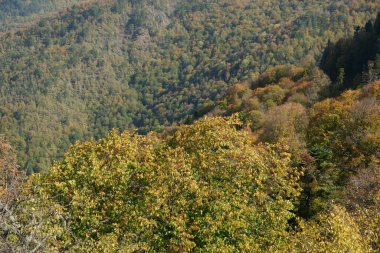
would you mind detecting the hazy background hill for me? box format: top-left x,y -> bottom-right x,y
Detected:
0,0 -> 92,32
0,0 -> 378,173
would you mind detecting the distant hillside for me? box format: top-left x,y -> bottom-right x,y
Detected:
0,0 -> 378,172
0,0 -> 91,32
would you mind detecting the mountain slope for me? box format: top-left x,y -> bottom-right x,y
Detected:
0,0 -> 378,172
2,78 -> 379,252
0,8 -> 380,252
0,0 -> 91,32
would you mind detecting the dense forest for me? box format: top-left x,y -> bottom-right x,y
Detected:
320,11 -> 380,92
0,0 -> 380,252
0,0 -> 378,172
0,0 -> 88,32
1,75 -> 380,251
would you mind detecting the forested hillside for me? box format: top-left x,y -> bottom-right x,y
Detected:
0,0 -> 378,173
210,63 -> 380,209
1,78 -> 379,251
0,2 -> 380,251
0,0 -> 90,32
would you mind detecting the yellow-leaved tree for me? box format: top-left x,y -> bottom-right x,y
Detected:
291,204 -> 371,253
30,116 -> 302,252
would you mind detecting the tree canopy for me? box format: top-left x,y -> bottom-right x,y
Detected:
0,0 -> 377,172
